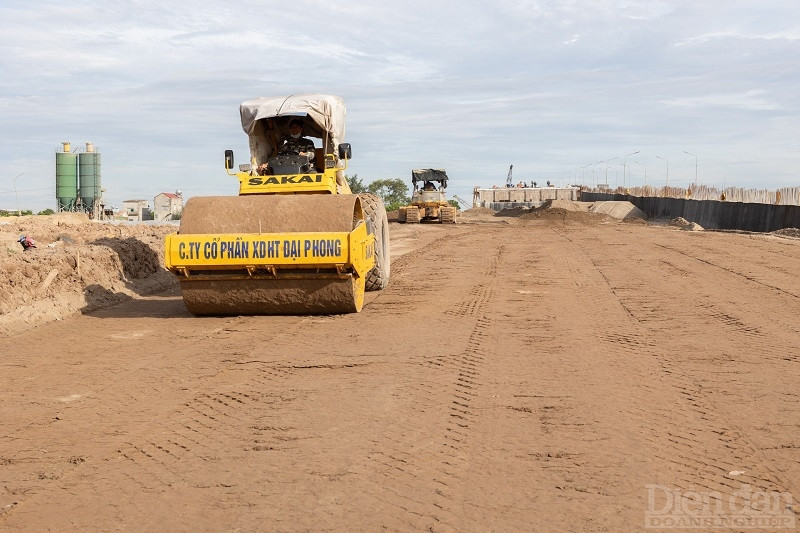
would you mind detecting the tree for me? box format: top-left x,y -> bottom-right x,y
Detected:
345,174 -> 367,194
366,178 -> 410,211
448,199 -> 460,210
38,208 -> 55,216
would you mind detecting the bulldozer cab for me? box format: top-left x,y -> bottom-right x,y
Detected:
398,168 -> 456,224
412,168 -> 448,191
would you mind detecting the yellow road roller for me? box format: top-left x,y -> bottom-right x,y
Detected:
165,94 -> 390,315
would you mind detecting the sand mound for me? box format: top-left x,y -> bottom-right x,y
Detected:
669,217 -> 691,228
509,199 -> 644,224
772,227 -> 800,238
588,201 -> 646,220
459,207 -> 497,217
0,213 -> 177,337
539,200 -> 588,212
666,217 -> 703,231
495,205 -> 531,217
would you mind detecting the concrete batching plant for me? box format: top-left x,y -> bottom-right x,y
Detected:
55,141 -> 104,218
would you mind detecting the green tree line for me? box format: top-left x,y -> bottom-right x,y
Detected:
346,175 -> 410,211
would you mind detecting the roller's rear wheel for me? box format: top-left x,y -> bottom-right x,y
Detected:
358,193 -> 391,291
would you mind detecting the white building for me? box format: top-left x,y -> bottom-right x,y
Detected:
121,199 -> 151,221
154,192 -> 183,221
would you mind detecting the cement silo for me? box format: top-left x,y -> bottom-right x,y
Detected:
55,142 -> 78,212
78,142 -> 102,215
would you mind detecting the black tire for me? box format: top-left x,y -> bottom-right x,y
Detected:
358,193 -> 391,291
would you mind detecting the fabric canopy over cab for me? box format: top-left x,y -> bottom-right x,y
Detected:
412,168 -> 449,188
240,94 -> 346,159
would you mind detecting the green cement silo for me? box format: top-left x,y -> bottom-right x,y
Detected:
55,142 -> 78,211
78,142 -> 101,213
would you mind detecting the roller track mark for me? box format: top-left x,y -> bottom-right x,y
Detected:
583,255 -> 641,323
704,305 -> 765,338
426,260 -> 500,530
653,242 -> 800,299
584,293 -> 798,521
625,341 -> 800,515
355,239 -> 504,531
445,285 -> 491,317
371,228 -> 479,316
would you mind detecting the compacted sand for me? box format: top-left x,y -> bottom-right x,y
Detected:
1,209 -> 798,531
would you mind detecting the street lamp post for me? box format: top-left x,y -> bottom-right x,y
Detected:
592,160 -> 603,188
683,150 -> 697,188
572,167 -> 583,187
605,156 -> 619,187
656,156 -> 669,187
581,164 -> 591,186
634,161 -> 646,186
13,173 -> 24,216
622,151 -> 640,188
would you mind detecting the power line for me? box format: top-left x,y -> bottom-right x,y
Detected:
0,187 -> 56,194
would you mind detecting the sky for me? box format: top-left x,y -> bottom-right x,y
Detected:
1,0 -> 799,212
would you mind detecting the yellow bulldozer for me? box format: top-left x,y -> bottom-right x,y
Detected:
398,168 -> 456,223
164,94 -> 390,315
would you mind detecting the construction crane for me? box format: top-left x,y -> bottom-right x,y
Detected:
452,195 -> 472,210
506,164 -> 513,187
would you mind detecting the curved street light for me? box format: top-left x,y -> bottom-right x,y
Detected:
13,172 -> 24,216
592,160 -> 604,187
580,163 -> 592,185
571,167 -> 584,186
683,150 -> 697,188
634,161 -> 646,186
656,156 -> 669,187
622,151 -> 640,188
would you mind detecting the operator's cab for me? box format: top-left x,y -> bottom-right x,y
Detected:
264,153 -> 317,175
410,171 -> 449,205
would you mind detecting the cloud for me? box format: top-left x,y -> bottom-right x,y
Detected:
661,90 -> 780,111
1,0 -> 799,212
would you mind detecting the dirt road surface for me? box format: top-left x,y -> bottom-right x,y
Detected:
2,212 -> 799,531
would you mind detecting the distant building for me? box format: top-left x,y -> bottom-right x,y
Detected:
154,192 -> 183,221
122,199 -> 151,222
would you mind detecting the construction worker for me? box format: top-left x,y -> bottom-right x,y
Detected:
279,119 -> 316,156
18,235 -> 35,251
258,118 -> 317,174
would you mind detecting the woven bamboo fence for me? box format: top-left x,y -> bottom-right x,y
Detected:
588,184 -> 800,205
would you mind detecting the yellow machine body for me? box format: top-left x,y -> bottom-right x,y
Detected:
165,227 -> 373,279
164,94 -> 389,316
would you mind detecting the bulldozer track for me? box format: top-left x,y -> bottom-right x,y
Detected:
439,206 -> 456,224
